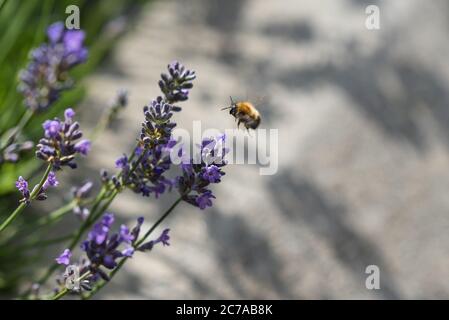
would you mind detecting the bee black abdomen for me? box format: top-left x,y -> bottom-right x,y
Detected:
249,117 -> 261,129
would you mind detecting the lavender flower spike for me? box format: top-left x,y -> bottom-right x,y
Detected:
18,22 -> 88,112
159,61 -> 196,104
36,108 -> 90,170
72,181 -> 93,221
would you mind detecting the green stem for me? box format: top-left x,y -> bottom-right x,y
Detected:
136,196 -> 182,247
84,196 -> 183,299
0,164 -> 52,233
32,200 -> 76,229
89,112 -> 109,142
69,189 -> 118,251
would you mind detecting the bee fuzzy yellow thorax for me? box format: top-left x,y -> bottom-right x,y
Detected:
236,102 -> 259,116
222,97 -> 262,130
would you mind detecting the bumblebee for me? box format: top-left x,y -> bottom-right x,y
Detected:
221,96 -> 261,130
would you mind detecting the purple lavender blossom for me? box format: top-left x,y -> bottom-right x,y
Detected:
115,155 -> 128,169
157,228 -> 171,246
201,165 -> 223,183
43,120 -> 62,139
15,170 -> 58,204
72,181 -> 93,220
64,108 -> 75,121
64,30 -> 86,55
55,249 -> 72,266
159,61 -> 196,104
195,191 -> 216,210
36,108 -> 90,170
141,97 -> 177,146
117,99 -> 179,198
121,247 -> 134,257
43,171 -> 59,190
131,216 -> 144,240
81,214 -> 143,280
87,214 -> 113,245
102,213 -> 115,228
1,141 -> 33,164
47,22 -> 64,43
72,181 -> 93,199
176,135 -> 228,210
107,62 -> 197,200
137,228 -> 171,252
18,22 -> 88,112
119,225 -> 134,244
74,139 -> 91,156
15,176 -> 30,201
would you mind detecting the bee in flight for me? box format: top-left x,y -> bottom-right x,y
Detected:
221,96 -> 261,130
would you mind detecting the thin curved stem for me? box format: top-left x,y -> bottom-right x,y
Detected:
31,200 -> 77,229
0,164 -> 52,233
136,196 -> 182,247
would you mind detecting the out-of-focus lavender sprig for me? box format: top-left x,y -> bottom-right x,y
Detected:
0,22 -> 88,165
91,89 -> 129,140
0,141 -> 34,164
159,61 -> 196,104
107,89 -> 128,121
36,108 -> 91,170
18,22 -> 88,112
176,134 -> 228,209
72,181 -> 94,220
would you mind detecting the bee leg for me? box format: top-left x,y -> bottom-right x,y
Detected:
237,120 -> 241,128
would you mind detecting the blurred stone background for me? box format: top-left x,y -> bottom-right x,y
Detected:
66,0 -> 449,298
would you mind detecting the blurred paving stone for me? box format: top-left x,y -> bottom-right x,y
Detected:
66,0 -> 449,299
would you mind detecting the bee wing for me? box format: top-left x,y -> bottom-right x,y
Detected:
253,95 -> 267,108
